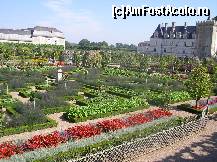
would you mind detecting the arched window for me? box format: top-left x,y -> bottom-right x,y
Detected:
154,48 -> 156,52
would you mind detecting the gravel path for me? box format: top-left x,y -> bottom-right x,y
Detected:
9,92 -> 29,104
132,114 -> 217,162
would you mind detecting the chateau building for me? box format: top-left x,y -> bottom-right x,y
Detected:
138,19 -> 217,58
0,26 -> 65,48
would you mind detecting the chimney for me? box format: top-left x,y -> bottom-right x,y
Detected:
160,23 -> 163,35
172,22 -> 176,32
164,23 -> 168,38
184,22 -> 187,28
165,23 -> 168,31
184,22 -> 187,35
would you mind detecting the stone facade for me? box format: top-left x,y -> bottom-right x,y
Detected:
0,26 -> 65,48
138,19 -> 217,58
196,20 -> 217,57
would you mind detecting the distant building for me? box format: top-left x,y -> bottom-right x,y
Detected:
0,26 -> 65,48
138,18 -> 217,58
196,20 -> 217,58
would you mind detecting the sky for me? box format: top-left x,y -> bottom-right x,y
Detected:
0,0 -> 217,45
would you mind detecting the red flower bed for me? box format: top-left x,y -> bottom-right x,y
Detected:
97,119 -> 128,132
22,131 -> 66,151
149,109 -> 172,119
193,97 -> 217,110
66,124 -> 101,139
0,108 -> 172,159
127,114 -> 151,126
0,142 -> 22,159
192,105 -> 205,110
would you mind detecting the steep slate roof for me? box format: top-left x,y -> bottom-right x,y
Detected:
0,29 -> 31,35
34,26 -> 62,33
0,26 -> 63,35
151,24 -> 196,39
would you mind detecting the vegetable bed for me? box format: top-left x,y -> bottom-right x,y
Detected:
65,97 -> 149,123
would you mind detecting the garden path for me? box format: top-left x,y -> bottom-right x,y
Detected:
9,92 -> 29,104
131,113 -> 217,162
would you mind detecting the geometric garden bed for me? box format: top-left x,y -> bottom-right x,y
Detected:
0,109 -> 174,161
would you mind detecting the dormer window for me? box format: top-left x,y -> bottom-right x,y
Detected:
154,31 -> 158,38
176,32 -> 182,39
164,33 -> 169,39
191,32 -> 196,39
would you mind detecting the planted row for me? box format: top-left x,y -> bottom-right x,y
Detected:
65,97 -> 149,122
0,109 -> 172,160
103,67 -> 147,78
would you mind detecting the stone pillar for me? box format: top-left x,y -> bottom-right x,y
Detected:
57,69 -> 63,82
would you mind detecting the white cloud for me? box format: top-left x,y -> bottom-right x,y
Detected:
39,0 -> 104,42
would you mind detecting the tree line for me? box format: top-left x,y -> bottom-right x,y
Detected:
65,39 -> 137,51
0,43 -> 64,61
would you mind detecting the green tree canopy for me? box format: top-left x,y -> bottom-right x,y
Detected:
185,66 -> 212,106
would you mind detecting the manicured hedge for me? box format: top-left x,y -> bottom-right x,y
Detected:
18,88 -> 32,98
35,84 -> 51,91
42,107 -> 70,115
208,107 -> 217,114
6,106 -> 19,116
176,104 -> 202,114
106,90 -> 132,98
0,118 -> 57,137
83,92 -> 97,98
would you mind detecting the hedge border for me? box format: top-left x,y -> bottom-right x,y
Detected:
106,90 -> 133,98
0,117 -> 57,137
176,104 -> 202,114
42,106 -> 70,115
208,106 -> 217,114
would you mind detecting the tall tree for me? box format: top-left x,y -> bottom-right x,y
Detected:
185,66 -> 212,107
79,39 -> 91,49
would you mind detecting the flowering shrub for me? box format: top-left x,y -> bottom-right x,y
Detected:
0,108 -> 172,159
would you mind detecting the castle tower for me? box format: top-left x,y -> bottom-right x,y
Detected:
196,20 -> 217,58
